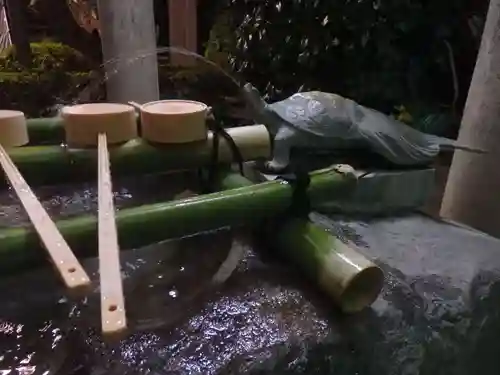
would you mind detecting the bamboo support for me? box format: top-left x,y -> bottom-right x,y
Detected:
5,125 -> 272,187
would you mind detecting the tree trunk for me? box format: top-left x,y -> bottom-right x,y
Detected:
440,0 -> 500,238
97,0 -> 159,103
4,0 -> 31,65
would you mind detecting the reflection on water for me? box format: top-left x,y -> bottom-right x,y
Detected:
0,227 -> 331,375
0,172 -> 328,375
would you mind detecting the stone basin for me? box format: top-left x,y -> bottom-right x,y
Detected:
1,174 -> 500,375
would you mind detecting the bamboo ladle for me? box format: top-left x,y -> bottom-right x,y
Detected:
128,99 -> 211,144
61,103 -> 138,338
0,110 -> 90,290
97,132 -> 127,338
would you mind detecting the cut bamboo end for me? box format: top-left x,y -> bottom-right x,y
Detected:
207,124 -> 272,161
139,99 -> 209,143
319,239 -> 384,313
61,103 -> 137,147
275,220 -> 384,314
337,264 -> 384,313
0,110 -> 29,148
97,133 -> 127,338
0,144 -> 90,290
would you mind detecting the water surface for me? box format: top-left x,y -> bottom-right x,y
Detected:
2,178 -> 500,374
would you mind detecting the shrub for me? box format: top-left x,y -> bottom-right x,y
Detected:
211,0 -> 486,136
0,41 -> 93,116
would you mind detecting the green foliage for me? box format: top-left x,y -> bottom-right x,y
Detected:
204,10 -> 234,71
213,0 -> 485,136
1,40 -> 92,72
0,41 -> 92,116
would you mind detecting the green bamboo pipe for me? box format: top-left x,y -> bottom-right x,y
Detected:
0,166 -> 356,274
218,172 -> 384,313
26,115 -> 142,145
4,125 -> 271,187
26,117 -> 65,145
272,220 -> 384,312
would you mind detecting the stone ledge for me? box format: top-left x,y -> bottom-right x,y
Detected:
243,162 -> 435,215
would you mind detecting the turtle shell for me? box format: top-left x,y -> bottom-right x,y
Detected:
268,91 -> 357,138
269,91 -> 442,165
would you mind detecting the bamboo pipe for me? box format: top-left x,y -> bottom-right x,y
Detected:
272,219 -> 384,313
5,125 -> 271,187
216,172 -> 384,313
26,117 -> 65,145
0,166 -> 356,274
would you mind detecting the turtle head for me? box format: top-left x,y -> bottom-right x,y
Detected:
241,83 -> 271,121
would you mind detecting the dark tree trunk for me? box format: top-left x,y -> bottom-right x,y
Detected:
31,0 -> 102,66
4,0 -> 32,66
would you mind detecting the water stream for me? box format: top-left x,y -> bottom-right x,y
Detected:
55,46 -> 244,109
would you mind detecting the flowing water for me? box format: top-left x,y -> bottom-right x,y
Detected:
55,46 -> 244,109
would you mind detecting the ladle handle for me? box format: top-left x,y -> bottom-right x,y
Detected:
97,133 -> 127,338
127,101 -> 143,112
0,144 -> 90,290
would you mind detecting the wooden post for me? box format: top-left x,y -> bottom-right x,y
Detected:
440,0 -> 500,238
96,0 -> 159,104
168,0 -> 197,66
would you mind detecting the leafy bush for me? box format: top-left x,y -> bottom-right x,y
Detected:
212,0 -> 487,136
0,41 -> 93,116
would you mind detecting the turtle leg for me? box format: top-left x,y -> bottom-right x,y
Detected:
264,126 -> 294,173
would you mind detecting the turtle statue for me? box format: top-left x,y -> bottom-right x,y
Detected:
241,83 -> 482,173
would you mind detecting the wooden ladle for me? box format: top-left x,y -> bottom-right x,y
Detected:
61,103 -> 137,338
0,110 -> 90,290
